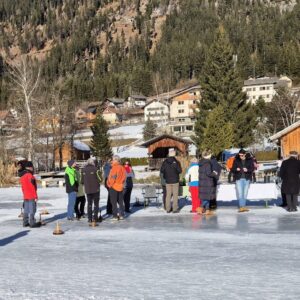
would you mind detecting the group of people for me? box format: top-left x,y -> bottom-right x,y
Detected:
18,148 -> 300,228
18,155 -> 135,227
64,156 -> 135,223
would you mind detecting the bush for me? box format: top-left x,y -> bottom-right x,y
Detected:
255,151 -> 278,161
121,157 -> 148,166
0,160 -> 17,187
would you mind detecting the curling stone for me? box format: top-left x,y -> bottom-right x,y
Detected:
53,221 -> 64,235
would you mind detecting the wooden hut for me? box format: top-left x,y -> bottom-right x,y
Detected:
270,120 -> 300,158
140,134 -> 192,170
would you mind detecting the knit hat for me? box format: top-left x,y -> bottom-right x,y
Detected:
25,161 -> 34,168
67,159 -> 76,167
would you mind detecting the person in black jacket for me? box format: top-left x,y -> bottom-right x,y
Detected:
82,158 -> 102,223
198,150 -> 219,215
160,149 -> 182,213
209,155 -> 222,210
279,151 -> 300,212
232,149 -> 254,212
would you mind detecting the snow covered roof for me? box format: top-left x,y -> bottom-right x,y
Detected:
269,120 -> 300,141
73,140 -> 90,152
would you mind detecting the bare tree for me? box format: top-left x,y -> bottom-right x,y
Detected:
41,79 -> 77,170
7,57 -> 40,161
272,88 -> 299,129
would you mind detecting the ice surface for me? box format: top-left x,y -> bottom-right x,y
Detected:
1,187 -> 300,300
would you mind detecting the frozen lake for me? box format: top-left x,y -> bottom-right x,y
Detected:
0,187 -> 300,300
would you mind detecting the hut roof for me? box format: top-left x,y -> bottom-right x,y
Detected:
269,120 -> 300,141
140,134 -> 192,147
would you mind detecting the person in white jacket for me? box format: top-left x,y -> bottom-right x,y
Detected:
185,157 -> 201,213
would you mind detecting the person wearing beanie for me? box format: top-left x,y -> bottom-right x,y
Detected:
160,149 -> 182,213
20,161 -> 40,228
185,157 -> 201,213
279,151 -> 300,212
232,149 -> 254,213
65,159 -> 78,220
82,158 -> 102,223
198,150 -> 219,215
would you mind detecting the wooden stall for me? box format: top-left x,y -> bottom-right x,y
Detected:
270,120 -> 300,158
141,134 -> 191,170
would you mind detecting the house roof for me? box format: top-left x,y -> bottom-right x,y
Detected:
144,99 -> 169,108
103,107 -> 117,114
140,134 -> 192,147
130,94 -> 147,100
87,107 -> 97,114
107,98 -> 126,104
146,84 -> 201,103
244,76 -> 291,87
269,120 -> 300,141
0,110 -> 9,120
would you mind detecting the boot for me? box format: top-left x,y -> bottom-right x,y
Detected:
30,222 -> 41,228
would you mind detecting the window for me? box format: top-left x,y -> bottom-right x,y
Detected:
186,125 -> 193,131
266,86 -> 270,90
173,126 -> 182,132
193,100 -> 197,104
259,86 -> 266,91
246,88 -> 252,92
178,101 -> 184,105
178,109 -> 184,114
253,88 -> 256,91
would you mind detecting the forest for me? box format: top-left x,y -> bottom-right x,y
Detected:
0,0 -> 299,108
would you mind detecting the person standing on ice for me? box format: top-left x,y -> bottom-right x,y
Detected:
185,157 -> 201,213
279,151 -> 300,212
123,160 -> 135,213
107,155 -> 126,221
160,149 -> 182,213
65,160 -> 78,220
198,150 -> 219,215
20,161 -> 40,228
82,158 -> 102,223
74,167 -> 86,220
104,159 -> 112,214
232,149 -> 254,213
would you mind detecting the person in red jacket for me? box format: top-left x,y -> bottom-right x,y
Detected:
20,161 -> 40,228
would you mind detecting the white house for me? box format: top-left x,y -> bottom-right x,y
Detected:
243,76 -> 292,104
144,100 -> 169,122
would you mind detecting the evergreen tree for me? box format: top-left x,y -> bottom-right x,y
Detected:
90,108 -> 112,163
194,28 -> 256,150
202,105 -> 234,158
143,119 -> 157,141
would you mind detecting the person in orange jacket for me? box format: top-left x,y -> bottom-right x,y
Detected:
107,155 -> 126,221
226,156 -> 235,183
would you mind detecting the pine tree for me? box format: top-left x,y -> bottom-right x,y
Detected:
143,119 -> 157,141
90,109 -> 113,163
202,105 -> 234,158
194,28 -> 256,150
